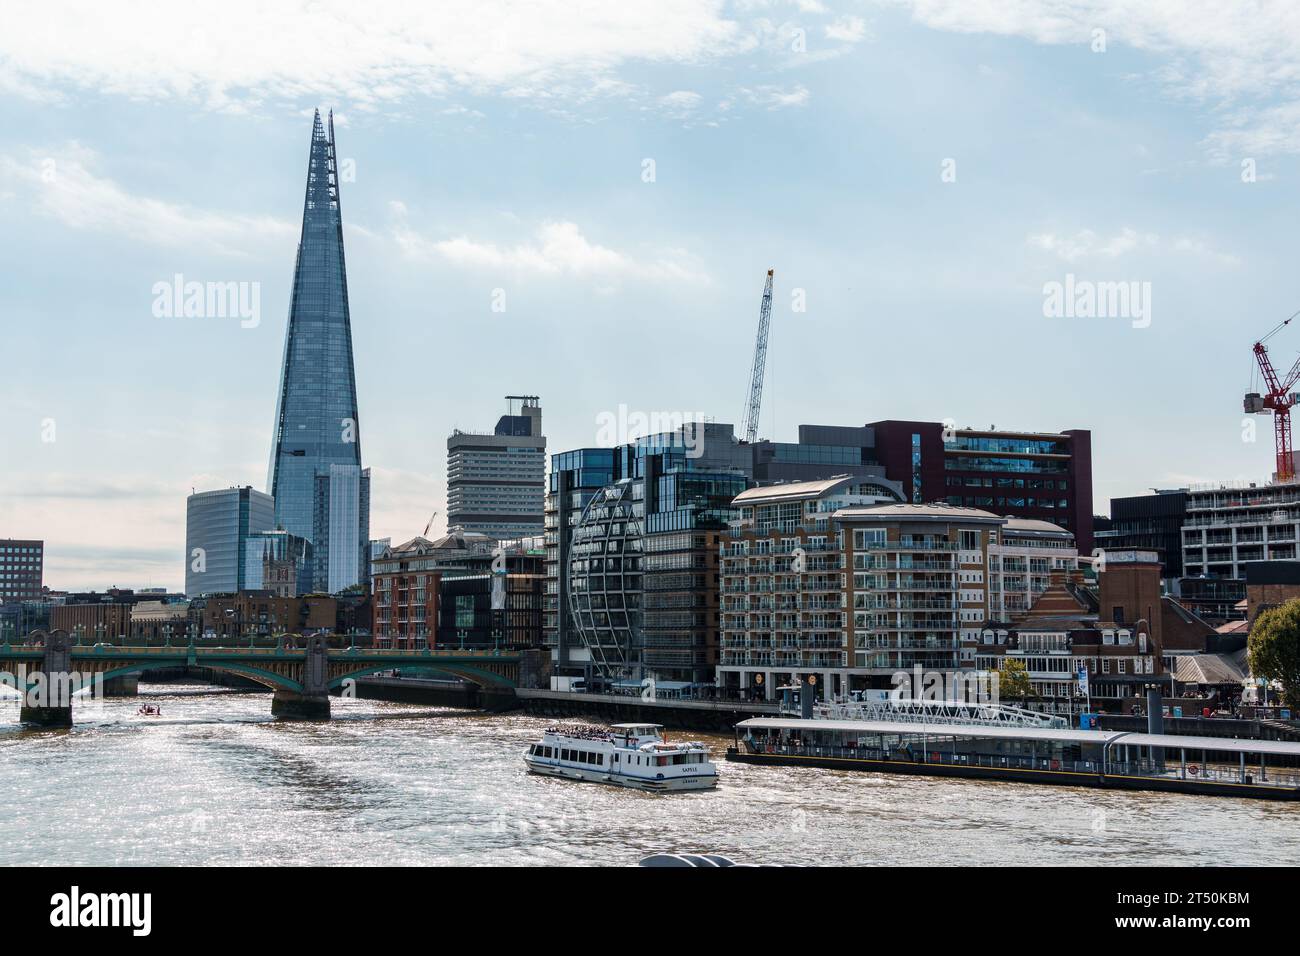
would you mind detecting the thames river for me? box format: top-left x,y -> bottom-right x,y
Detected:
3,683 -> 1297,867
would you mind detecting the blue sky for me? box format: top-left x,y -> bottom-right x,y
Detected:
3,0 -> 1299,591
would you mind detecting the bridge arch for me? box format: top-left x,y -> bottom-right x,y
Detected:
326,661 -> 516,691
91,662 -> 304,693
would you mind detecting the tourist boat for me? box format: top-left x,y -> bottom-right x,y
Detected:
524,723 -> 718,792
728,715 -> 1300,801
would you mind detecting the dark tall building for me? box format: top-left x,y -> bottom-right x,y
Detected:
1096,488 -> 1188,577
869,422 -> 1094,553
0,539 -> 44,603
267,109 -> 369,594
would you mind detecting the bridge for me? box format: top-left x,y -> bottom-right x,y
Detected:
0,630 -> 523,726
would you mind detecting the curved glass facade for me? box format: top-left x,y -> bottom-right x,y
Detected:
567,479 -> 644,679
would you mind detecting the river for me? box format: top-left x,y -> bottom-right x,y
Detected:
2,683 -> 1296,866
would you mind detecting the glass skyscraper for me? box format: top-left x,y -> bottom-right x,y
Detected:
267,109 -> 370,593
185,487 -> 276,597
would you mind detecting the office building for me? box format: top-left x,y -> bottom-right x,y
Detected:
447,395 -> 547,541
0,539 -> 44,603
869,421 -> 1094,553
436,541 -> 545,652
185,487 -> 275,597
266,109 -> 370,593
1096,488 -> 1188,576
546,424 -> 758,688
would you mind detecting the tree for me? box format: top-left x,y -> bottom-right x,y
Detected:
997,658 -> 1033,703
1248,599 -> 1300,708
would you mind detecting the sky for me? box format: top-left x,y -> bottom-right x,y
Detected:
3,0 -> 1300,592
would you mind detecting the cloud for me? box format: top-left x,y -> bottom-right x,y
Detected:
1027,227 -> 1238,265
883,0 -> 1300,159
395,219 -> 709,282
0,144 -> 294,254
0,0 -> 751,112
825,15 -> 868,42
738,84 -> 811,108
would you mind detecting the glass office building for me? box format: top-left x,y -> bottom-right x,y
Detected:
267,109 -> 370,593
546,427 -> 754,687
185,487 -> 275,596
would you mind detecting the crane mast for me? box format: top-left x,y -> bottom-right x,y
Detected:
741,269 -> 775,444
1245,312 -> 1300,481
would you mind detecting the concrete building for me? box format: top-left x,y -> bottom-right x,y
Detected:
0,539 -> 44,603
51,589 -> 167,642
185,486 -> 275,597
190,592 -> 340,639
130,600 -> 192,642
1181,479 -> 1300,579
447,395 -> 546,541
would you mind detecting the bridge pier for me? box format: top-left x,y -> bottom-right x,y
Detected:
102,675 -> 139,697
272,635 -> 331,721
271,690 -> 330,720
19,630 -> 74,729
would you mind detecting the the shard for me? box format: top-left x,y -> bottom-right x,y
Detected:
267,110 -> 369,594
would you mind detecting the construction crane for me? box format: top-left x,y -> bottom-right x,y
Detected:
1245,309 -> 1300,481
740,269 -> 775,444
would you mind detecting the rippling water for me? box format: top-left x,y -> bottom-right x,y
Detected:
2,683 -> 1297,866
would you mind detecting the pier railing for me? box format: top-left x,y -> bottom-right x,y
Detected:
743,742 -> 1300,790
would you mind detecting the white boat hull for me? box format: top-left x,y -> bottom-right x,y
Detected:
525,757 -> 718,792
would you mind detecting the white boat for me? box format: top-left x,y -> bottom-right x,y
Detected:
524,723 -> 718,792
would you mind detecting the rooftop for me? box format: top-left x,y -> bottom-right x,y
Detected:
834,503 -> 1006,524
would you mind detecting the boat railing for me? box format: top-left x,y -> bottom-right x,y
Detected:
743,741 -> 1300,790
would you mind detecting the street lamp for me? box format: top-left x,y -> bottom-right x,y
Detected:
75,624 -> 84,647
163,623 -> 172,648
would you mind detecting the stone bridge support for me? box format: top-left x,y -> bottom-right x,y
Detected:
20,630 -> 74,728
271,634 -> 331,720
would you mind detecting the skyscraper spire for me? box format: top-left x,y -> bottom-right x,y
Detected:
267,110 -> 368,593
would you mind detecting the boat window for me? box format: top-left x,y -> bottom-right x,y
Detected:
595,754 -> 603,766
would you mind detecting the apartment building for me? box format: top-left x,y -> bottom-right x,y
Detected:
1181,479 -> 1300,579
986,518 -> 1079,621
714,479 -> 1007,701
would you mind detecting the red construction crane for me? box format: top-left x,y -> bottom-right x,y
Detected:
1245,310 -> 1300,481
